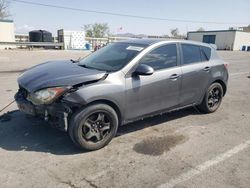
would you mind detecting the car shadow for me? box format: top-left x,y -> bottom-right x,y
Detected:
0,107 -> 200,155
117,107 -> 200,135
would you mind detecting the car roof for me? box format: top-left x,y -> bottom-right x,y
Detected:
118,38 -> 163,46
117,38 -> 213,48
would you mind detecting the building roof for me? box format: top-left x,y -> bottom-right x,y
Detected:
29,30 -> 52,34
187,29 -> 247,34
0,19 -> 14,23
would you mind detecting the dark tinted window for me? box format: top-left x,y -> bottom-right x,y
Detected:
139,44 -> 177,70
201,46 -> 211,61
203,35 -> 216,44
182,44 -> 202,65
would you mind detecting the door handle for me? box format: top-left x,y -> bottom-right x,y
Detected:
203,66 -> 211,72
170,74 -> 180,80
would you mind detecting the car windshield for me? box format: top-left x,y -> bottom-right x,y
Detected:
79,42 -> 146,71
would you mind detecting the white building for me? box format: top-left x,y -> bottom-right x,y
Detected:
187,30 -> 250,51
58,29 -> 88,50
0,19 -> 15,49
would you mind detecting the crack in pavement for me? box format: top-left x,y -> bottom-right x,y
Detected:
60,180 -> 79,188
48,170 -> 99,188
59,177 -> 99,188
81,177 -> 99,188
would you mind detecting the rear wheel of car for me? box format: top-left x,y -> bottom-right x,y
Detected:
69,103 -> 118,151
197,82 -> 224,113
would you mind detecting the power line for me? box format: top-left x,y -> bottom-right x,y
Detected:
12,0 -> 248,25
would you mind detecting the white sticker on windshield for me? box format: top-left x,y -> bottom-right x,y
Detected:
126,46 -> 144,51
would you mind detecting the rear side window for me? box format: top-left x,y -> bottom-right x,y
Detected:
201,46 -> 211,61
139,44 -> 177,70
181,44 -> 201,65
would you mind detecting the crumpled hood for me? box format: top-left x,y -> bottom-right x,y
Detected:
18,60 -> 107,92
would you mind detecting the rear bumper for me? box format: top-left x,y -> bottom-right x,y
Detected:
15,90 -> 72,131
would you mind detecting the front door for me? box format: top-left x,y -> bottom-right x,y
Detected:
125,43 -> 181,121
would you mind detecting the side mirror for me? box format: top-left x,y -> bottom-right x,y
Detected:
133,64 -> 154,76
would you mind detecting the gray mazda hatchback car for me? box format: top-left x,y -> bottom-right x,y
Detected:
15,39 -> 228,150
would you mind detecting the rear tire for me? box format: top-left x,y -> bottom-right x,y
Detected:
197,83 -> 224,113
69,103 -> 118,151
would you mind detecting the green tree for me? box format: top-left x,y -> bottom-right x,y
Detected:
0,0 -> 10,19
84,23 -> 110,38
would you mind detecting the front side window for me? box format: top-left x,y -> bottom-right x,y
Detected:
139,44 -> 177,71
79,43 -> 146,71
181,44 -> 202,65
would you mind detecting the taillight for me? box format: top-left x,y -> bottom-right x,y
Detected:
224,63 -> 228,69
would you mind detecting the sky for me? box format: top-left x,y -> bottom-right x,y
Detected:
9,0 -> 250,36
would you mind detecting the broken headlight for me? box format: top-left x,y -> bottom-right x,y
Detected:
27,87 -> 70,105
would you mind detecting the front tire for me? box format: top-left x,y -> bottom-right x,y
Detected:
69,103 -> 118,151
197,83 -> 224,113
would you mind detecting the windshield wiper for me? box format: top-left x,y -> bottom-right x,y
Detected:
70,57 -> 82,63
79,64 -> 90,68
78,64 -> 109,72
70,59 -> 78,63
79,64 -> 99,70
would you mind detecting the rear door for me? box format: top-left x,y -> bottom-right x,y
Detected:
125,43 -> 181,120
179,43 -> 212,106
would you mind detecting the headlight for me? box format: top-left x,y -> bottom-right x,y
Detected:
27,87 -> 69,105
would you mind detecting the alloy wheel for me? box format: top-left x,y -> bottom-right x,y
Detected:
207,86 -> 222,110
82,112 -> 112,143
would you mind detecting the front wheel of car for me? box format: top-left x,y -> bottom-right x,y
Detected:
197,82 -> 224,113
69,103 -> 119,151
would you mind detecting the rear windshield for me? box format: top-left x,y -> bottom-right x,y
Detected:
79,43 -> 146,71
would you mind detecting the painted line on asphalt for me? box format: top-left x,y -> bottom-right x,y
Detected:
230,71 -> 250,76
158,139 -> 250,188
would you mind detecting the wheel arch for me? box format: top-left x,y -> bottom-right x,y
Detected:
198,79 -> 227,105
211,79 -> 227,96
86,99 -> 123,126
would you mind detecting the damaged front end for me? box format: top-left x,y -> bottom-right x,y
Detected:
14,60 -> 108,131
15,86 -> 79,132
